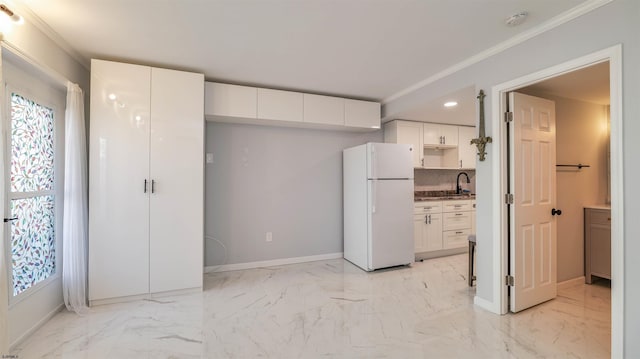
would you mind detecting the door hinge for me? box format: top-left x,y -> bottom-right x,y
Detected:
506,275 -> 515,286
505,193 -> 514,204
504,111 -> 513,122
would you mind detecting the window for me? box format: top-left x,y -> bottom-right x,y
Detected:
8,92 -> 56,297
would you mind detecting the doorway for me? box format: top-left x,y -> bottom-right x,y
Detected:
492,45 -> 623,356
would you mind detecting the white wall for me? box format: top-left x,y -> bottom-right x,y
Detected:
205,122 -> 382,267
383,1 -> 639,354
0,6 -> 89,354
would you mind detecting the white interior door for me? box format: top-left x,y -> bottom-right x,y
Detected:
509,92 -> 557,312
149,68 -> 204,293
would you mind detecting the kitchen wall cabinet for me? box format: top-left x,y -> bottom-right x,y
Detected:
423,123 -> 458,147
385,120 -> 476,169
257,88 -> 303,123
303,93 -> 344,126
89,59 -> 204,305
345,99 -> 381,129
458,126 -> 476,169
414,199 -> 475,260
205,82 -> 257,119
384,120 -> 423,167
585,207 -> 611,284
205,82 -> 380,131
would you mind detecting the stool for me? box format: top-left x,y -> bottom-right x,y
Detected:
468,234 -> 476,286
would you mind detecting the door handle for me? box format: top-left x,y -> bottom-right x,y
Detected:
3,217 -> 18,223
551,208 -> 562,216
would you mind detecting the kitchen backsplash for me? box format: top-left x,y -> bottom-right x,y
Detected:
414,169 -> 476,193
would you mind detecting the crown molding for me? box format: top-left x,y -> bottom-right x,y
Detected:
382,0 -> 614,104
5,0 -> 89,70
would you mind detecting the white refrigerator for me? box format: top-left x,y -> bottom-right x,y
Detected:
343,142 -> 414,271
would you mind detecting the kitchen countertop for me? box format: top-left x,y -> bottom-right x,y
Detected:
414,190 -> 475,202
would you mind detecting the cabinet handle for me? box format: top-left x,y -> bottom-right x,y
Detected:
456,231 -> 463,234
460,160 -> 462,168
443,136 -> 446,144
151,179 -> 156,194
425,215 -> 428,224
421,158 -> 424,167
144,179 -> 148,193
429,214 -> 432,224
455,213 -> 463,216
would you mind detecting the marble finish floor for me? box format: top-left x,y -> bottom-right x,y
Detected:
11,254 -> 610,358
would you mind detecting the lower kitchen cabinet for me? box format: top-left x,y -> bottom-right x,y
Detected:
414,199 -> 475,260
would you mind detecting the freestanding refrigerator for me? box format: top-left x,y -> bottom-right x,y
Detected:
343,142 -> 414,271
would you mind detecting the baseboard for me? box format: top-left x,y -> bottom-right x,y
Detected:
557,276 -> 586,291
474,295 -> 501,315
9,303 -> 64,351
415,247 -> 467,261
204,252 -> 344,273
89,287 -> 202,307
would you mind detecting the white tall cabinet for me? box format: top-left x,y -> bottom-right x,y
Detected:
89,59 -> 204,304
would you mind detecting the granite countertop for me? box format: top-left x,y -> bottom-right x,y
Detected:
414,190 -> 476,202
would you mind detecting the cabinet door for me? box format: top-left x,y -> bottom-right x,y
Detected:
443,211 -> 472,231
204,82 -> 257,119
257,88 -> 303,123
440,124 -> 459,146
344,99 -> 380,129
424,213 -> 443,251
414,214 -> 426,253
422,123 -> 441,146
458,126 -> 476,169
443,229 -> 471,249
89,60 -> 151,301
303,94 -> 344,126
396,121 -> 424,168
149,68 -> 204,293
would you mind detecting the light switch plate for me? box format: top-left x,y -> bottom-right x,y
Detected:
206,153 -> 213,164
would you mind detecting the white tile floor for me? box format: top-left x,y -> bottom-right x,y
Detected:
11,254 -> 610,358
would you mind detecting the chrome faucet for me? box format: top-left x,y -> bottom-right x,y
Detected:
456,172 -> 470,194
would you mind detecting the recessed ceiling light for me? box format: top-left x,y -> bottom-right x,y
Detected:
444,101 -> 458,108
505,11 -> 528,27
108,93 -> 117,100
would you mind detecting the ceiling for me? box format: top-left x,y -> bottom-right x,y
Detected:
520,61 -> 610,105
391,85 -> 477,126
15,0 -> 586,103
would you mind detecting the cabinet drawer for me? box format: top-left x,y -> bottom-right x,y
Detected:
443,229 -> 470,249
443,211 -> 471,231
443,200 -> 471,212
414,201 -> 442,214
588,209 -> 611,225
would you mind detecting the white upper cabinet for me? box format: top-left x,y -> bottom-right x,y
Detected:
423,123 -> 458,147
384,120 -> 423,168
257,88 -> 303,123
205,82 -> 257,119
458,126 -> 477,169
204,82 -> 379,131
344,99 -> 381,129
303,94 -> 344,126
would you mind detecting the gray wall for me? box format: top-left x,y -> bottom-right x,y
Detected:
205,122 -> 382,266
384,0 -> 639,354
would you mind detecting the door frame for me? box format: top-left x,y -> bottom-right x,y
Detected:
490,44 -> 623,356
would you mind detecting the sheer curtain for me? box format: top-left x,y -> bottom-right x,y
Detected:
62,82 -> 88,313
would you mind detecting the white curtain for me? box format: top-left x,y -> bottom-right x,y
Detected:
62,82 -> 89,313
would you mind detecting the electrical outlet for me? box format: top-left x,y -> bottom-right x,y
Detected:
266,232 -> 273,242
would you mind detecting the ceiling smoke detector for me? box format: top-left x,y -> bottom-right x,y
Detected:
505,11 -> 528,27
